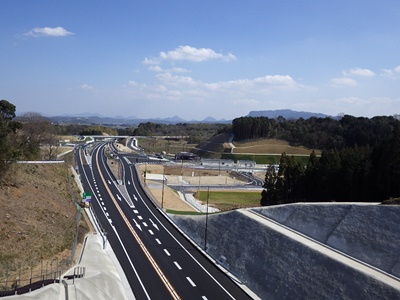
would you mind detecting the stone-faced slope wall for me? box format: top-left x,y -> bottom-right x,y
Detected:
253,204 -> 400,277
169,205 -> 400,300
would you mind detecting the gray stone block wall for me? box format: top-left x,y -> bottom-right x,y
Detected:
253,204 -> 400,277
169,205 -> 400,299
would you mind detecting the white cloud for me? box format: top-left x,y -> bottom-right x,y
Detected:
24,26 -> 74,37
254,75 -> 297,87
170,67 -> 191,73
148,65 -> 163,72
156,72 -> 197,86
343,68 -> 375,77
380,66 -> 400,79
143,45 -> 236,64
205,75 -> 299,92
80,83 -> 94,90
381,69 -> 394,77
330,77 -> 357,87
148,65 -> 190,74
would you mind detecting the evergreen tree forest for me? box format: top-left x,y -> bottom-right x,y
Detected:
233,115 -> 400,205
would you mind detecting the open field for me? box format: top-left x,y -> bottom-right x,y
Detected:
195,190 -> 261,210
231,139 -> 321,155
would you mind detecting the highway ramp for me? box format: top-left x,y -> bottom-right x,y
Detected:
168,203 -> 400,299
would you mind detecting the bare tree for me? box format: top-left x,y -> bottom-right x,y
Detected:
17,112 -> 59,160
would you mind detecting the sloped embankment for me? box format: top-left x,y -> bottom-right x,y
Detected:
253,203 -> 400,277
169,204 -> 400,299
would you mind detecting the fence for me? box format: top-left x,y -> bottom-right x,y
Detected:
0,258 -> 65,297
0,260 -> 86,297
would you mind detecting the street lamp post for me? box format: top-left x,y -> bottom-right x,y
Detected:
161,164 -> 165,209
204,186 -> 210,251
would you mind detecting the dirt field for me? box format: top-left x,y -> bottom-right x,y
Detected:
136,164 -> 251,211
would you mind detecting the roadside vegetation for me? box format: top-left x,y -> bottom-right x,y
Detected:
0,100 -> 88,291
195,190 -> 261,210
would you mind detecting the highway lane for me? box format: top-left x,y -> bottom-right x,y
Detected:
118,152 -> 252,299
76,144 -> 173,299
79,143 -> 252,299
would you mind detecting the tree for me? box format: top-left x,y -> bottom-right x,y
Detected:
372,123 -> 400,201
277,153 -> 305,202
303,150 -> 320,201
0,100 -> 22,179
261,165 -> 280,206
17,112 -> 59,160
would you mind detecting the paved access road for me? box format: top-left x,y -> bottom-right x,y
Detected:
76,142 -> 252,300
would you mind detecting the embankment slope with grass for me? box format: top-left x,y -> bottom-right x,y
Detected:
0,163 -> 87,283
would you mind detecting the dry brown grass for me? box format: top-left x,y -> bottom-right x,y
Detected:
232,139 -> 321,155
0,163 -> 88,281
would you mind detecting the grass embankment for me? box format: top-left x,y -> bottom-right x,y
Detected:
0,161 -> 88,287
221,139 -> 321,164
194,190 -> 261,211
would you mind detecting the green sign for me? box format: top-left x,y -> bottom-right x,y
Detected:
82,192 -> 92,202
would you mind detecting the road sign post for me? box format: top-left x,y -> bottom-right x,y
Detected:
82,192 -> 92,203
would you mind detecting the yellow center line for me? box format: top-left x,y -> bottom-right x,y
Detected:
95,148 -> 181,300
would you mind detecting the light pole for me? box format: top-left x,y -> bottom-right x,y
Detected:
204,186 -> 210,251
198,171 -> 201,195
161,164 -> 165,209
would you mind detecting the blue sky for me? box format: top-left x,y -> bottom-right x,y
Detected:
1,1 -> 400,120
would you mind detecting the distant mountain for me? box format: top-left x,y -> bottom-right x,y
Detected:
247,109 -> 331,119
49,115 -> 230,125
49,109 -> 332,126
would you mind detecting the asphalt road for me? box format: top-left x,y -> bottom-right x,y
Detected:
76,143 -> 252,300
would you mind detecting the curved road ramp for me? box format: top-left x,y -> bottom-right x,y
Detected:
169,203 -> 400,300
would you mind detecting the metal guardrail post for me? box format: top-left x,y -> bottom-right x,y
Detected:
62,280 -> 69,300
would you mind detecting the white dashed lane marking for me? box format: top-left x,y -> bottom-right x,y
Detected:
174,261 -> 182,270
187,277 -> 196,287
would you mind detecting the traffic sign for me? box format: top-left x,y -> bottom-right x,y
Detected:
82,192 -> 92,202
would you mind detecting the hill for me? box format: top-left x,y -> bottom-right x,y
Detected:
247,109 -> 331,119
0,162 -> 88,285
